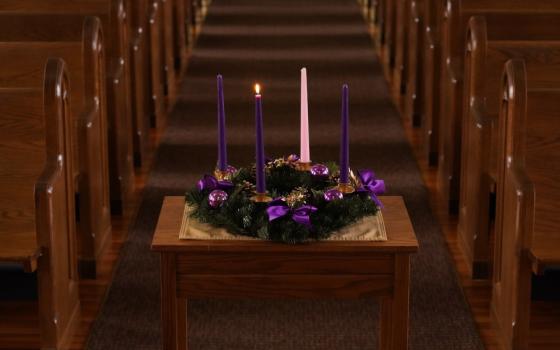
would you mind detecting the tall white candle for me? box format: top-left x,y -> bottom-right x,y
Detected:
300,67 -> 310,163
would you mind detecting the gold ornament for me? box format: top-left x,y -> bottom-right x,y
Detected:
285,187 -> 307,207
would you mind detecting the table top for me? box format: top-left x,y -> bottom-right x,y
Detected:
151,196 -> 418,254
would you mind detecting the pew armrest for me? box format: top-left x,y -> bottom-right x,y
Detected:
34,158 -> 65,272
509,165 -> 560,274
508,165 -> 543,274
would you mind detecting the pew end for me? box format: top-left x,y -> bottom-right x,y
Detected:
148,1 -> 167,133
404,0 -> 424,128
0,16 -> 113,278
129,9 -> 153,168
378,0 -> 396,83
390,0 -> 409,110
173,0 -> 189,78
0,1 -> 137,214
0,58 -> 80,349
436,2 -> 560,219
450,11 -> 560,278
421,0 -> 444,167
492,58 -> 560,350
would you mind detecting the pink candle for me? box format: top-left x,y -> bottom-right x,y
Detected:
300,68 -> 310,163
217,74 -> 227,171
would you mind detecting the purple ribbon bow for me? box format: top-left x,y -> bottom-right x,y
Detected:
197,174 -> 234,192
266,199 -> 318,230
357,169 -> 385,207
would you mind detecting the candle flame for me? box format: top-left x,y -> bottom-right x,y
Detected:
254,83 -> 261,94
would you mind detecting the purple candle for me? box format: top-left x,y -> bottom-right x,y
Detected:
217,74 -> 228,171
255,84 -> 266,193
340,84 -> 350,184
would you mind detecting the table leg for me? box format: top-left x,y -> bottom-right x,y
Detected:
161,253 -> 178,350
177,298 -> 188,350
380,254 -> 411,350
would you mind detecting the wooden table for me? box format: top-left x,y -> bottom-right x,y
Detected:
151,196 -> 418,350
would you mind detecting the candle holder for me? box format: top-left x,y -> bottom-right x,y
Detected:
250,192 -> 273,203
214,169 -> 233,181
295,161 -> 312,171
336,182 -> 355,194
214,169 -> 230,181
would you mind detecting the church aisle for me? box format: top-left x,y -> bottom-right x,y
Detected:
86,0 -> 483,349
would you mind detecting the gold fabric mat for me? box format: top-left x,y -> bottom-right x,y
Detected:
179,204 -> 387,241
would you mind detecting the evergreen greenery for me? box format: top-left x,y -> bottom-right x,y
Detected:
185,157 -> 380,243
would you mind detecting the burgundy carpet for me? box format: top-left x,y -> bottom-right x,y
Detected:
86,0 -> 484,348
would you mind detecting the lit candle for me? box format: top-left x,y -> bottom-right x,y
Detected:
340,84 -> 349,184
255,84 -> 266,193
300,68 -> 310,163
217,74 -> 227,171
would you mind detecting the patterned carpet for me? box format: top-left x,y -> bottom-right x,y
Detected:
86,0 -> 484,348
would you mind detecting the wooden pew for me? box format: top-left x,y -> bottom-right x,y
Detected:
184,0 -> 197,48
404,0 -> 423,127
390,0 -> 410,108
0,18 -> 112,278
173,0 -> 189,77
436,1 -> 560,214
358,0 -> 368,14
129,0 -> 178,134
147,0 -> 167,132
192,0 -> 206,28
127,0 -> 152,166
185,0 -> 197,47
458,17 -> 560,278
0,58 -> 80,349
159,0 -> 177,112
492,58 -> 560,350
0,1 -> 136,214
421,0 -> 443,166
362,0 -> 377,25
379,0 -> 396,82
373,0 -> 384,49
186,0 -> 197,38
128,0 -> 181,161
368,0 -> 380,30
